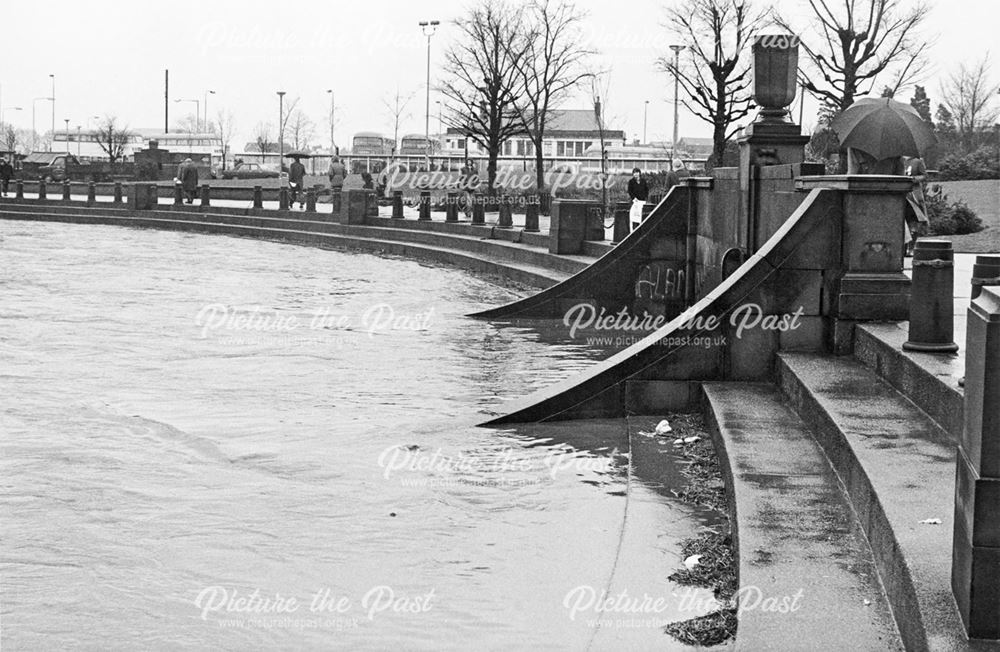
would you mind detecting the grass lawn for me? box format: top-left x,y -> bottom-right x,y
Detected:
933,180 -> 1000,253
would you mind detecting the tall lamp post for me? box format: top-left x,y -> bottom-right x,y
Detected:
76,125 -> 81,157
64,118 -> 70,153
669,44 -> 685,169
419,20 -> 440,168
277,91 -> 286,176
643,100 -> 649,144
49,74 -> 55,152
326,89 -> 335,154
203,90 -> 215,132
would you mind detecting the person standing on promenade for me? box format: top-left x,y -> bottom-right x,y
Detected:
328,157 -> 347,191
459,158 -> 479,218
904,155 -> 930,254
289,158 -> 306,209
0,157 -> 13,197
627,167 -> 649,228
176,158 -> 199,204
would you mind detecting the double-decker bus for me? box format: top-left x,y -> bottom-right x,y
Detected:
399,134 -> 441,156
351,132 -> 396,156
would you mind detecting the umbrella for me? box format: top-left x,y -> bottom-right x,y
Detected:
284,151 -> 312,159
831,97 -> 936,160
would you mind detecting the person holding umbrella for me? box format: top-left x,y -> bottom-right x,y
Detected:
176,158 -> 199,204
832,97 -> 937,252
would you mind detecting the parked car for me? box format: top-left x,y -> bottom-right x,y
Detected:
21,152 -> 80,182
219,162 -> 280,180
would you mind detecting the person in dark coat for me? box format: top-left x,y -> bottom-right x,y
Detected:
177,158 -> 198,204
627,167 -> 649,227
0,157 -> 14,197
288,158 -> 307,209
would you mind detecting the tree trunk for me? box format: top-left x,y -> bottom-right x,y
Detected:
534,137 -> 545,193
487,145 -> 499,195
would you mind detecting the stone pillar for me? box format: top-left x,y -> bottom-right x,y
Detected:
471,194 -> 485,224
173,182 -> 184,206
497,194 -> 513,228
87,182 -> 96,206
904,239 -> 958,352
278,187 -> 289,211
445,192 -> 459,222
113,182 -> 123,204
15,179 -> 24,199
952,286 -> 1000,639
306,189 -> 316,213
972,255 -> 1000,300
549,200 -> 598,254
418,190 -> 431,221
342,189 -> 368,225
331,190 -> 342,215
392,190 -> 404,219
524,195 -> 540,232
584,204 -> 605,241
148,184 -> 158,207
796,175 -> 913,353
252,186 -> 263,211
62,181 -> 71,201
366,190 -> 378,217
38,179 -> 46,200
739,34 -> 810,254
199,184 -> 210,209
612,201 -> 631,244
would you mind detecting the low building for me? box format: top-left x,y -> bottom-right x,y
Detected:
53,128 -> 221,162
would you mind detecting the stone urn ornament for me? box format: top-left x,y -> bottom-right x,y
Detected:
752,34 -> 800,122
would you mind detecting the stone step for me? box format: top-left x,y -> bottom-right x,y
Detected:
853,323 -> 964,441
702,382 -> 902,652
775,352 -> 976,652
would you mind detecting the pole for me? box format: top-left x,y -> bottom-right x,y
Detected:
327,90 -> 335,153
277,91 -> 285,176
64,118 -> 69,153
77,125 -> 81,157
419,21 -> 439,168
643,100 -> 649,144
50,74 -> 55,152
669,45 -> 684,169
164,70 -> 169,133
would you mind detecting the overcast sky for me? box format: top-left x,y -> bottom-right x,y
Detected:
0,0 -> 993,150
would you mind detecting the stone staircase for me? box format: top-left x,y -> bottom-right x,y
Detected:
693,325 -> 997,651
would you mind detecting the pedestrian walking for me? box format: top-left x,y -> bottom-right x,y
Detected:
289,158 -> 306,209
176,158 -> 198,204
459,158 -> 479,217
627,167 -> 649,229
0,157 -> 14,197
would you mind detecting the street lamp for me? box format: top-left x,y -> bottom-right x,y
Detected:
326,89 -> 335,153
76,125 -> 81,157
49,74 -> 55,152
643,100 -> 649,144
64,118 -> 69,153
174,98 -> 199,131
277,91 -> 286,176
669,45 -> 685,169
435,100 -> 443,148
203,90 -> 215,132
419,20 -> 440,167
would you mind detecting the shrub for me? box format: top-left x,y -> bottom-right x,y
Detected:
936,145 -> 1000,181
925,191 -> 984,235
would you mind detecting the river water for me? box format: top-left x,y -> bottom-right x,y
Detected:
1,221 -> 721,650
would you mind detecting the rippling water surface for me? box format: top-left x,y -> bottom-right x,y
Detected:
1,221 -> 720,650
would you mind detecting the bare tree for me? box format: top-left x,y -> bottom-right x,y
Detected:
215,109 -> 237,170
95,116 -> 133,165
286,108 -> 315,151
2,124 -> 17,154
509,0 -> 594,193
773,0 -> 932,111
382,88 -> 416,156
940,56 -> 1000,152
440,0 -> 529,193
252,122 -> 274,162
658,0 -> 764,167
278,97 -> 301,150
